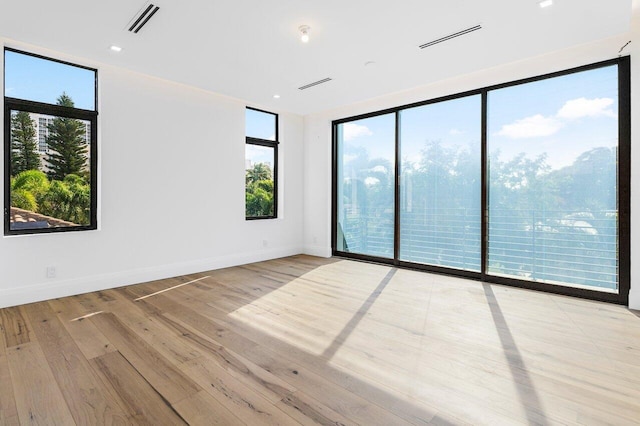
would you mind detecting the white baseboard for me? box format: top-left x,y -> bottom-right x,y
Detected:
303,245 -> 331,258
629,286 -> 640,310
0,246 -> 304,309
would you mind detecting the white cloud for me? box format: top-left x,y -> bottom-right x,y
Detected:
371,165 -> 387,173
556,97 -> 616,119
496,114 -> 562,139
449,128 -> 463,135
364,177 -> 379,186
342,123 -> 373,141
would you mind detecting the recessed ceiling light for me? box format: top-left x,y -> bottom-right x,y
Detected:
273,94 -> 281,99
109,45 -> 122,52
299,25 -> 310,43
539,0 -> 553,8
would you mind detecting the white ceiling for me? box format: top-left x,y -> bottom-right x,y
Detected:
0,0 -> 632,115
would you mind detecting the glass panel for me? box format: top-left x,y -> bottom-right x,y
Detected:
9,109 -> 92,230
245,144 -> 275,217
5,50 -> 95,110
399,95 -> 481,271
246,108 -> 276,141
487,65 -> 618,291
336,114 -> 395,258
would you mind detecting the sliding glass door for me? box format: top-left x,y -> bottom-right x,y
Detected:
399,95 -> 481,271
487,65 -> 620,291
333,58 -> 629,304
336,114 -> 395,259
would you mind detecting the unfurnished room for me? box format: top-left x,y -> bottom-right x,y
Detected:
1,1 -> 639,425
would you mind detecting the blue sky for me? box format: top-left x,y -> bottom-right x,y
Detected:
245,108 -> 276,168
488,65 -> 618,169
245,144 -> 274,169
340,65 -> 618,171
4,50 -> 95,110
401,94 -> 481,169
246,108 -> 276,141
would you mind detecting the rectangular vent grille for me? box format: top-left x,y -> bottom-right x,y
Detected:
419,24 -> 482,49
298,78 -> 333,91
128,3 -> 160,33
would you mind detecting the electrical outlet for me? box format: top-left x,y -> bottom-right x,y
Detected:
46,266 -> 57,278
262,240 -> 268,247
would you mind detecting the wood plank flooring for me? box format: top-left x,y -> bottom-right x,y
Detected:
1,254 -> 640,425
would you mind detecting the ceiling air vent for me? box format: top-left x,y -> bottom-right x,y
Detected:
298,78 -> 333,91
419,24 -> 482,49
128,3 -> 160,33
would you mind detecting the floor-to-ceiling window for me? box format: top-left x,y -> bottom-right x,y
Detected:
332,58 -> 629,304
487,65 -> 620,291
335,114 -> 395,259
399,95 -> 482,271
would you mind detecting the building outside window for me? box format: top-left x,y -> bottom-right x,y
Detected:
4,48 -> 98,234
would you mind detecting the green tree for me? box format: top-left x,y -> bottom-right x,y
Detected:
246,180 -> 274,216
39,175 -> 90,225
11,111 -> 40,175
46,93 -> 88,180
12,169 -> 50,199
547,147 -> 617,211
246,162 -> 272,185
489,152 -> 552,213
10,170 -> 50,212
245,163 -> 274,216
338,143 -> 396,256
10,188 -> 37,212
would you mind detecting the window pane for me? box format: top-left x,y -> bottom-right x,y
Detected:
399,95 -> 481,271
336,114 -> 395,258
246,108 -> 276,140
9,109 -> 92,231
488,66 -> 618,291
245,144 -> 275,217
4,50 -> 95,110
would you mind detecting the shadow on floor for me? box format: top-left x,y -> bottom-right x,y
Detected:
482,283 -> 549,426
322,267 -> 397,359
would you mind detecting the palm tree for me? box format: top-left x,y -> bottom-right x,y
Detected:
246,163 -> 272,185
10,170 -> 50,212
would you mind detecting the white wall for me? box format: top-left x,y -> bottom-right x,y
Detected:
303,34 -> 640,309
0,41 -> 305,309
3,27 -> 638,310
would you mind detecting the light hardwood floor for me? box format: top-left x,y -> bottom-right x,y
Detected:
1,255 -> 639,425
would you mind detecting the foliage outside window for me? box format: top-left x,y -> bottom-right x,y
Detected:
245,107 -> 278,219
334,59 -> 629,303
4,49 -> 97,234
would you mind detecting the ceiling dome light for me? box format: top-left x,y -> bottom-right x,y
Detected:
109,45 -> 122,52
539,0 -> 553,8
299,25 -> 310,43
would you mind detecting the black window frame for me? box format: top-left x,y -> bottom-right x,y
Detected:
332,57 -> 630,305
3,47 -> 98,235
245,106 -> 279,220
